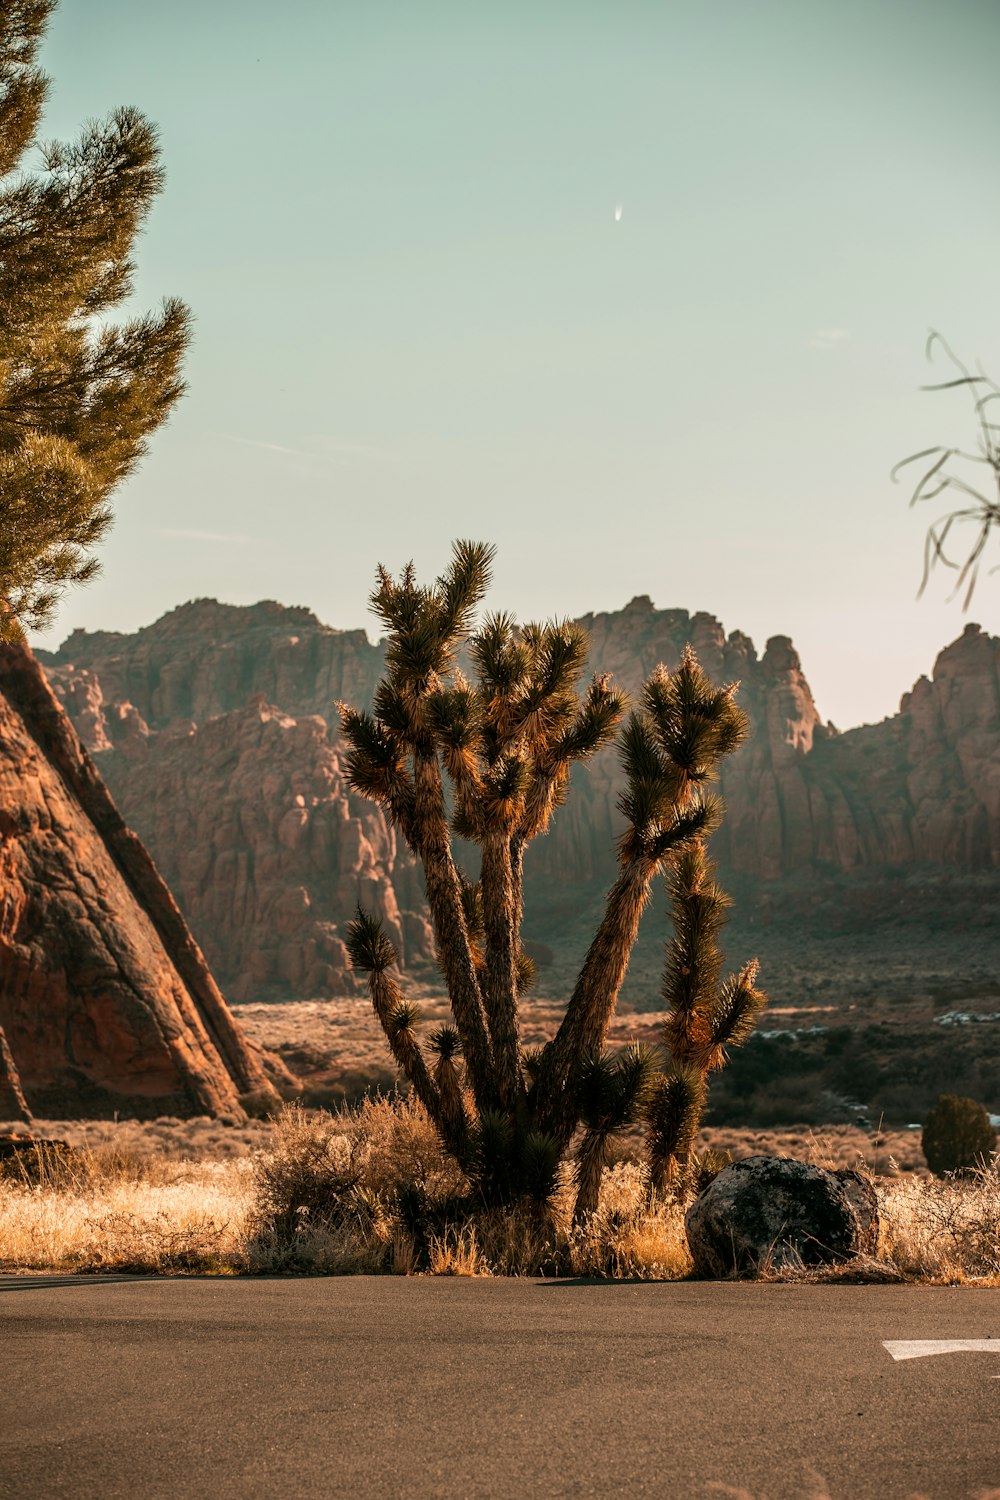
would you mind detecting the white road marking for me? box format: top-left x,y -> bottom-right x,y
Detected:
883,1340 -> 1000,1361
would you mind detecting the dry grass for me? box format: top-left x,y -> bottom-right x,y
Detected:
2,1100 -> 998,1281
702,1124 -> 927,1175
0,1142 -> 249,1274
24,1115 -> 270,1159
878,1167 -> 1000,1281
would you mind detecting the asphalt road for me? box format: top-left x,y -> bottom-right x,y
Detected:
1,1277 -> 998,1500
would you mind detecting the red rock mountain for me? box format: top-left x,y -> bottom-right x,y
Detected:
0,642 -> 285,1119
37,598 -> 1000,997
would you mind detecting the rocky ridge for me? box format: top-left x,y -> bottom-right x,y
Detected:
37,599 -> 1000,998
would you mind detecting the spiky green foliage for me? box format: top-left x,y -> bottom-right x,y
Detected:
384,1001 -> 422,1043
340,542 -> 762,1208
576,1044 -> 657,1137
650,844 -> 767,1183
427,1025 -> 462,1062
0,0 -> 191,638
426,1026 -> 468,1145
520,1131 -> 562,1204
535,646 -> 745,1149
647,1066 -> 707,1191
643,649 -> 749,780
521,1045 -> 545,1084
573,1044 -> 657,1221
703,960 -> 767,1072
470,1109 -> 516,1205
345,909 -> 397,974
661,845 -> 729,1058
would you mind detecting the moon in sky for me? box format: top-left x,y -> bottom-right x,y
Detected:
614,204 -> 623,222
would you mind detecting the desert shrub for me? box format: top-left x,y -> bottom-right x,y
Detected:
879,1167 -> 1000,1280
239,1100 -> 699,1278
565,1161 -> 692,1280
922,1095 -> 997,1177
248,1103 -> 362,1241
689,1147 -> 732,1194
244,1099 -> 469,1273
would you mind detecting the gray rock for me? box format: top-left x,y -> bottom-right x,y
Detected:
685,1154 -> 880,1279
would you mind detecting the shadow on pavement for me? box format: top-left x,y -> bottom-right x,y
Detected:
534,1276 -> 671,1288
0,1274 -> 164,1292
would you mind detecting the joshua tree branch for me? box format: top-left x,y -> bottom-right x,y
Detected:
411,748 -> 496,1110
535,854 -> 656,1144
480,828 -> 523,1111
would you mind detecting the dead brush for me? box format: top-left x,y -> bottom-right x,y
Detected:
75,1208 -> 237,1275
245,1103 -> 369,1270
6,1138 -> 182,1192
878,1162 -> 1000,1282
243,1099 -> 467,1273
0,1159 -> 248,1274
565,1161 -> 692,1280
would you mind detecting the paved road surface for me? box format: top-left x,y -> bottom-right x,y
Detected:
1,1277 -> 998,1500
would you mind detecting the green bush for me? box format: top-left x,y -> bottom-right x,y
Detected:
921,1095 -> 997,1177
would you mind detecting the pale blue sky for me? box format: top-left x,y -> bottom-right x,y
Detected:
29,0 -> 1000,727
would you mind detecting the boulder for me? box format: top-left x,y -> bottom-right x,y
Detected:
685,1154 -> 880,1278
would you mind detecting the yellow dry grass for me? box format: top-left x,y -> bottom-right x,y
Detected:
0,1146 -> 249,1274
2,1100 -> 998,1281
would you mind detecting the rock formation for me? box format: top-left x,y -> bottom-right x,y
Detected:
685,1155 -> 880,1277
80,693 -> 434,1000
0,1025 -> 30,1123
44,597 -> 385,728
0,642 -> 285,1119
37,598 -> 1000,996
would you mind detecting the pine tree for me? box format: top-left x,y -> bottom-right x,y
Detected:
0,0 -> 191,640
342,542 -> 768,1210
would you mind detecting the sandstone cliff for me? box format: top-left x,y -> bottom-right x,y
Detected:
0,643 -> 284,1119
80,693 -> 434,1000
39,599 -> 1000,997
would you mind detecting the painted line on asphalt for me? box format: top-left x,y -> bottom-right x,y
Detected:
883,1340 -> 1000,1363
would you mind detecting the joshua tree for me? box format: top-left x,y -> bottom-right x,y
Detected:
893,332 -> 1000,608
0,0 -> 191,640
342,541 -> 767,1211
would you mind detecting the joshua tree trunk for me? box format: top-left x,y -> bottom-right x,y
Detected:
411,749 -> 495,1111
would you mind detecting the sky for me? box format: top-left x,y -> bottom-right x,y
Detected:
27,0 -> 1000,729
